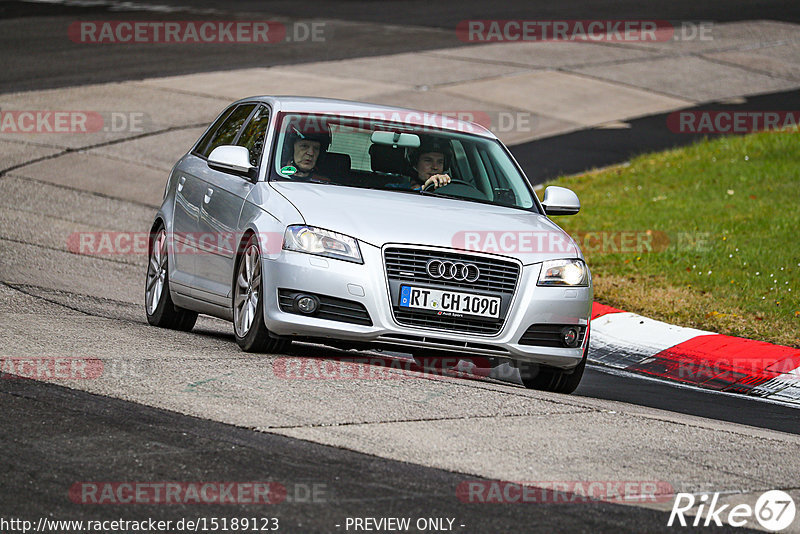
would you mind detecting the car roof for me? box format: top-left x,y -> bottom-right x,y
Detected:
232,96 -> 497,139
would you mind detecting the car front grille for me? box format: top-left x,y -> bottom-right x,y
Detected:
384,248 -> 519,293
384,247 -> 520,336
278,289 -> 372,326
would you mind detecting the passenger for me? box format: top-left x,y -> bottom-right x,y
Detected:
281,127 -> 331,181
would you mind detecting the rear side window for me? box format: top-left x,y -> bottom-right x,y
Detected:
235,105 -> 271,167
329,124 -> 372,171
196,104 -> 256,157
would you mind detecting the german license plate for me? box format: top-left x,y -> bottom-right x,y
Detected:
399,286 -> 500,319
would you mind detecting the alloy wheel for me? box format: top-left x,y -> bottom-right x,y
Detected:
234,243 -> 261,337
145,229 -> 168,315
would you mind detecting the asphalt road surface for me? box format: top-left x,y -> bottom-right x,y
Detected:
2,376 -> 761,534
1,1 -> 799,533
2,0 -> 800,92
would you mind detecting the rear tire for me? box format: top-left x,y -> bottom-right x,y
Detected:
145,225 -> 198,331
233,234 -> 290,353
516,330 -> 589,394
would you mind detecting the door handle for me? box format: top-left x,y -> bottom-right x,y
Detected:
177,175 -> 185,192
204,188 -> 213,204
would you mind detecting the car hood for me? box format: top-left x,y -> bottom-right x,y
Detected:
270,182 -> 580,265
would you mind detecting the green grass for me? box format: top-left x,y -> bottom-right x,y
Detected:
542,128 -> 800,347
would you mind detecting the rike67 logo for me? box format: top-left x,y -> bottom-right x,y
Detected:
668,490 -> 796,530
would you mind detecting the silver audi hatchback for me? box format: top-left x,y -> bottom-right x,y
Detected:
146,96 -> 592,393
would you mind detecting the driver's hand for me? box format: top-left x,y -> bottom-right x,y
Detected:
424,174 -> 451,189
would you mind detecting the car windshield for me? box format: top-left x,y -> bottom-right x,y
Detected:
270,112 -> 537,210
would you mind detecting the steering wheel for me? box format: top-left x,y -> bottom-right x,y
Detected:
422,179 -> 476,192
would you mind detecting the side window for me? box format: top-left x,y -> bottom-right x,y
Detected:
235,105 -> 271,167
194,105 -> 235,156
198,104 -> 256,158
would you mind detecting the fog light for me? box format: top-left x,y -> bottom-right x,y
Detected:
295,295 -> 319,314
561,327 -> 580,348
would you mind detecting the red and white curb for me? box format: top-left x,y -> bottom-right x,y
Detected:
590,303 -> 800,405
418,303 -> 800,405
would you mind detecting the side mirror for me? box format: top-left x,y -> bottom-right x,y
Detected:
208,145 -> 254,177
541,186 -> 580,216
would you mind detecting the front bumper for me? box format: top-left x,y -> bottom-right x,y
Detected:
262,244 -> 592,370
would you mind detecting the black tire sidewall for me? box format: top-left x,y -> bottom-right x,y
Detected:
145,224 -> 197,331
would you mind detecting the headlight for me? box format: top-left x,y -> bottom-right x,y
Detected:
537,259 -> 589,286
283,225 -> 363,264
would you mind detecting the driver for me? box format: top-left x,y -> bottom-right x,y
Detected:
402,136 -> 453,191
281,126 -> 331,181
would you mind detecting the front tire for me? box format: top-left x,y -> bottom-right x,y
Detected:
233,234 -> 289,353
145,225 -> 198,331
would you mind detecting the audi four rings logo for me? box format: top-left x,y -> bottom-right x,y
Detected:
426,259 -> 481,282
